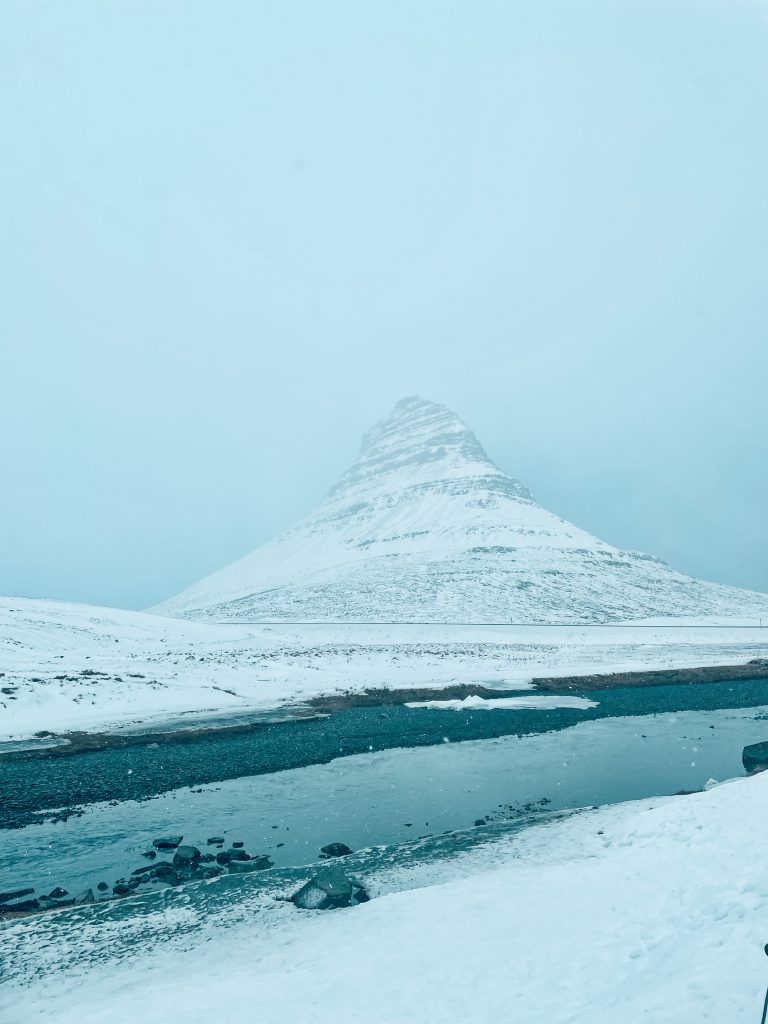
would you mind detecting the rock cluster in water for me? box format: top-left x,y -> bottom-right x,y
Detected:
0,833 -> 275,919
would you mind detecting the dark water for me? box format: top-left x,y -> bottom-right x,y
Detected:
2,679 -> 768,902
3,678 -> 768,828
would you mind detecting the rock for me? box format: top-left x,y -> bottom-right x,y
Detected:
48,897 -> 75,909
140,849 -> 157,859
474,819 -> 486,827
218,848 -> 249,864
74,889 -> 95,905
743,741 -> 768,774
200,853 -> 215,863
354,886 -> 370,904
131,864 -> 158,876
290,866 -> 363,910
232,841 -> 244,848
0,887 -> 35,904
319,843 -> 353,859
228,856 -> 273,874
48,887 -> 69,899
96,882 -> 109,892
153,835 -> 183,850
207,837 -> 225,845
113,883 -> 134,896
172,845 -> 202,866
0,898 -> 40,914
152,862 -> 177,879
198,866 -> 223,880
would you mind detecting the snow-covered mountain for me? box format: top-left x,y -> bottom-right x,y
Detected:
154,397 -> 768,623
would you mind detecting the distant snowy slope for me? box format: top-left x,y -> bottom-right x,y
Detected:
154,396 -> 768,623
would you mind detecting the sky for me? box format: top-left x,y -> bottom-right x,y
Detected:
2,0 -> 767,610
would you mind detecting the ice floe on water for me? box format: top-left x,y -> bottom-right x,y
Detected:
406,694 -> 598,710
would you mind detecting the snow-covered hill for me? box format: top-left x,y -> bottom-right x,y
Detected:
154,396 -> 768,623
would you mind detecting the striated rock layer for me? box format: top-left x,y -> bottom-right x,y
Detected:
153,397 -> 768,623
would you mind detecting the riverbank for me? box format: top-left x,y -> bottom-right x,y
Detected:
3,597 -> 767,741
5,676 -> 768,829
4,764 -> 768,1023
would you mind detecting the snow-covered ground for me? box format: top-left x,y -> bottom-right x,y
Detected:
2,596 -> 767,740
4,767 -> 768,1022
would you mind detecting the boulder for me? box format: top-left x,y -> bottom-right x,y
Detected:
96,882 -> 109,892
74,889 -> 95,905
48,897 -> 75,909
172,845 -> 202,866
0,898 -> 40,914
228,856 -> 273,874
152,861 -> 178,880
217,848 -> 249,865
743,741 -> 768,774
140,849 -> 157,859
207,837 -> 225,845
131,864 -> 158,876
319,843 -> 353,859
290,866 -> 367,910
0,887 -> 35,904
232,841 -> 244,848
48,887 -> 69,899
152,835 -> 183,850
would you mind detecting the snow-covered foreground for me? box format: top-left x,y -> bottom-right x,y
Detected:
2,596 -> 767,739
4,769 -> 768,1023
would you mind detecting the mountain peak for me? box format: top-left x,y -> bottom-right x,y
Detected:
329,396 -> 531,501
153,398 -> 768,624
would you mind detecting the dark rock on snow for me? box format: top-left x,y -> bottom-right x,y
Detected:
743,741 -> 768,774
172,845 -> 202,866
0,899 -> 40,914
290,866 -> 369,910
0,887 -> 35,904
217,848 -> 249,865
96,882 -> 109,892
207,837 -> 225,845
228,856 -> 273,874
319,843 -> 353,858
153,835 -> 183,850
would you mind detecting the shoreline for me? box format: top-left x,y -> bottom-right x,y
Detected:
5,659 -> 767,759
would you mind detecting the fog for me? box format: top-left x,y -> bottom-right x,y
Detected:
2,0 -> 766,610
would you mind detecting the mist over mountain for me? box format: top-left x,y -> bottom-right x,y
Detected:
155,398 -> 768,624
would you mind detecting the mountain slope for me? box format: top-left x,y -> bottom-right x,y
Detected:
153,397 -> 768,623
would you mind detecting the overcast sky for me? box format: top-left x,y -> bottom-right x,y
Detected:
2,0 -> 767,610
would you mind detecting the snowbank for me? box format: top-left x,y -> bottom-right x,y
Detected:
4,771 -> 768,1022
